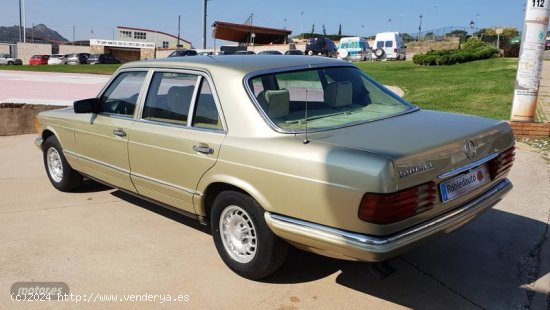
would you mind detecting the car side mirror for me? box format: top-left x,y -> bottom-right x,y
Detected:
74,98 -> 101,114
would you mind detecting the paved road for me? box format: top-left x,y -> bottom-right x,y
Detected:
0,70 -> 109,106
0,135 -> 548,310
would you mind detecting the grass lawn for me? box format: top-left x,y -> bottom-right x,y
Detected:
0,64 -> 120,75
357,58 -> 518,120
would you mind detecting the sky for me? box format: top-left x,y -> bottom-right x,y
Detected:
1,0 -> 527,48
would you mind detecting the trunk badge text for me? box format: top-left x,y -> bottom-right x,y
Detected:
464,140 -> 477,159
399,162 -> 434,178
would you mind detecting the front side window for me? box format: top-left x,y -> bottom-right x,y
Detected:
100,71 -> 147,116
248,66 -> 413,132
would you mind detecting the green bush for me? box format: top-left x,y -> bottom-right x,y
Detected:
413,40 -> 498,66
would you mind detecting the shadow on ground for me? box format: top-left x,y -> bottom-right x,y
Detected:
81,183 -> 547,309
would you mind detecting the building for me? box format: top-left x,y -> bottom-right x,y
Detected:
116,26 -> 192,49
89,26 -> 193,63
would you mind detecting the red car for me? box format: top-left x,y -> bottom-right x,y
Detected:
29,55 -> 50,65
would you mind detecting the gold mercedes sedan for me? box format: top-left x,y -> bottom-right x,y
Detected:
34,56 -> 515,280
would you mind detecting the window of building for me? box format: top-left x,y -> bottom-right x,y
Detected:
134,32 -> 147,40
120,30 -> 132,39
162,41 -> 169,48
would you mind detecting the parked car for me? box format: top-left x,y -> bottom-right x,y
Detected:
234,50 -> 256,55
0,53 -> 22,65
29,55 -> 50,65
337,37 -> 372,62
34,56 -> 514,280
48,54 -> 66,65
284,49 -> 304,55
374,32 -> 406,60
168,49 -> 198,57
65,53 -> 91,65
87,54 -> 120,64
305,37 -> 338,57
257,50 -> 283,55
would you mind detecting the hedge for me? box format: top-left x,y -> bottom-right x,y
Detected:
413,46 -> 499,66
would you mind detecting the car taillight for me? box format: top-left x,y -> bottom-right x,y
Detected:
394,48 -> 398,53
488,147 -> 515,179
358,181 -> 436,224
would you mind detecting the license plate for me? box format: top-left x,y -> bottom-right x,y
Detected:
440,165 -> 489,203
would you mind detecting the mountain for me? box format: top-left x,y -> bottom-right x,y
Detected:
0,24 -> 68,43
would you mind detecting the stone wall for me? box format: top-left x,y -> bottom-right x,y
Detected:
59,45 -> 91,54
141,48 -> 155,60
155,49 -> 173,58
0,103 -> 66,136
508,121 -> 550,138
0,44 -> 11,54
16,42 -> 52,65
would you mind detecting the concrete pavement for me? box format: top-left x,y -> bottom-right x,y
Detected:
0,134 -> 548,309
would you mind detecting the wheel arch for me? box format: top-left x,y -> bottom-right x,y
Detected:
198,178 -> 272,223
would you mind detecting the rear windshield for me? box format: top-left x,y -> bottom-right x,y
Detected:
247,66 -> 413,132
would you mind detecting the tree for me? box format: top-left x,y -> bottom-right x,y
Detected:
401,33 -> 414,43
311,24 -> 315,34
338,24 -> 342,36
322,24 -> 327,36
484,27 -> 518,37
446,30 -> 468,37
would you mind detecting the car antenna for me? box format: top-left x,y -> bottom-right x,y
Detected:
303,89 -> 310,144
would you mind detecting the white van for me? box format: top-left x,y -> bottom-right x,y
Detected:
374,32 -> 406,60
337,37 -> 372,62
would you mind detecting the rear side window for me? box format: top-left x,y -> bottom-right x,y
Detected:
100,71 -> 147,116
143,72 -> 222,130
143,72 -> 198,125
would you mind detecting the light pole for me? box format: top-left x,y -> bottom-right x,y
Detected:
18,0 -> 22,42
418,14 -> 423,41
201,0 -> 208,49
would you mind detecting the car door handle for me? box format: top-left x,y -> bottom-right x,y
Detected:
112,128 -> 127,137
193,144 -> 214,155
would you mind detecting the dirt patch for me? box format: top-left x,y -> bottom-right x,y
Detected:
0,103 -> 68,136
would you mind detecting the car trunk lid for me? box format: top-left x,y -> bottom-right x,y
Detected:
308,110 -> 515,190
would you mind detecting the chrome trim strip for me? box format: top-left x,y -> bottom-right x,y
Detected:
438,152 -> 499,180
130,172 -> 196,195
267,179 -> 511,252
80,173 -> 201,222
66,150 -> 130,174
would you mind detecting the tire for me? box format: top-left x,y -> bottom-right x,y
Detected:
43,136 -> 83,192
375,48 -> 385,58
307,50 -> 314,56
7,61 -> 14,65
211,191 -> 288,280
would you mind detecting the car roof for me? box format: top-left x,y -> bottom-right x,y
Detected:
121,55 -> 354,76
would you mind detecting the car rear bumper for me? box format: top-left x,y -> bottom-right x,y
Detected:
265,178 -> 512,262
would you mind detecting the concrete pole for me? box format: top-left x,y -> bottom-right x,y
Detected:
510,0 -> 550,122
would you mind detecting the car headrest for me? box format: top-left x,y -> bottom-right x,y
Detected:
324,81 -> 353,108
